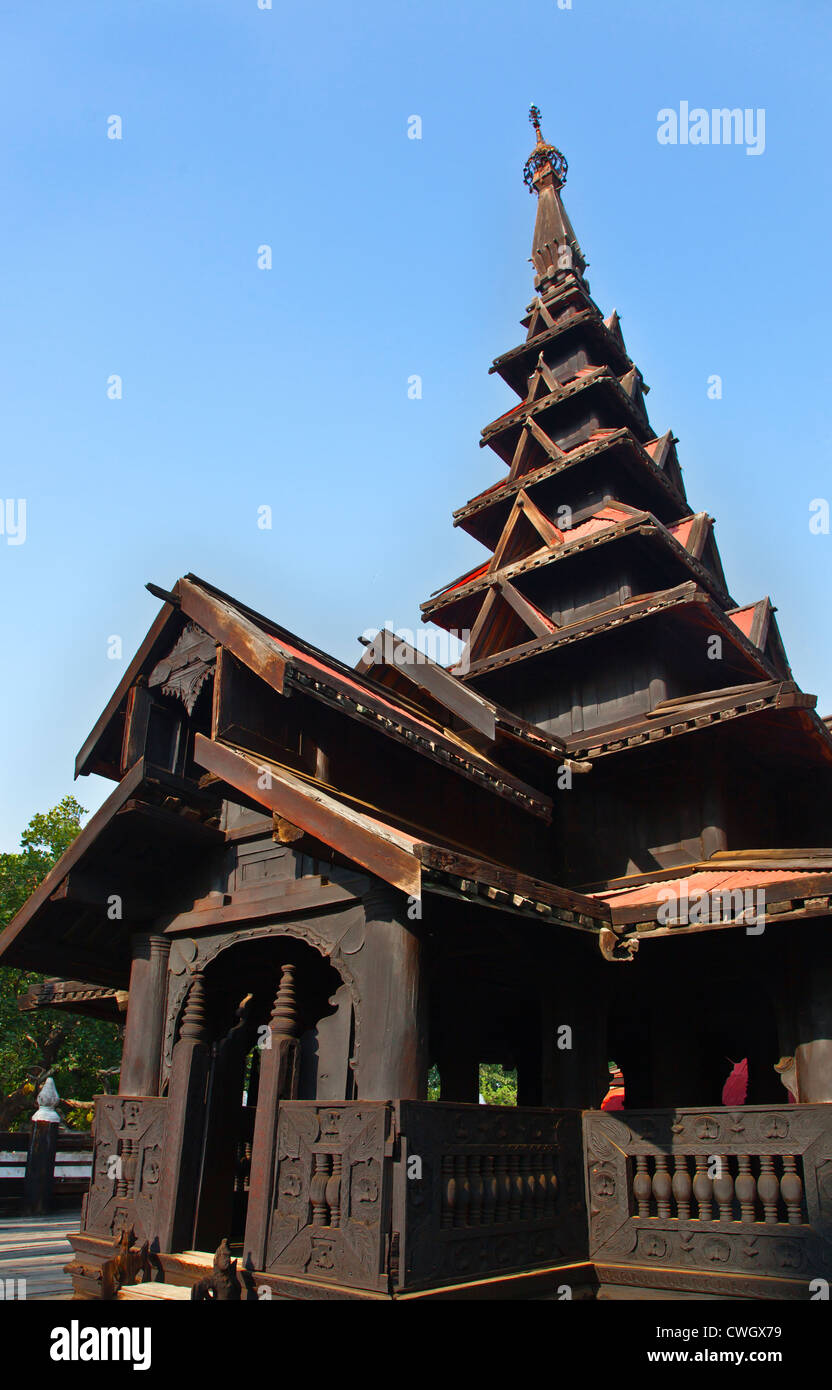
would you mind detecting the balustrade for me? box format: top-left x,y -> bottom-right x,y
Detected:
628,1151 -> 806,1225
439,1147 -> 558,1228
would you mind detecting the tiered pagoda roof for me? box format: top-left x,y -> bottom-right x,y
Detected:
413,108 -> 832,900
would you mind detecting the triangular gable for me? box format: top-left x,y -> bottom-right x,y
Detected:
668,512 -> 710,557
524,296 -> 558,341
464,582 -> 557,665
728,599 -> 769,646
525,353 -> 561,402
619,366 -> 649,423
644,430 -> 685,495
507,417 -> 567,481
725,598 -> 791,678
76,576 -> 556,816
490,491 -> 564,571
603,309 -> 626,351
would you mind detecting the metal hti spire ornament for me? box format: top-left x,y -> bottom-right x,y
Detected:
523,105 -> 568,192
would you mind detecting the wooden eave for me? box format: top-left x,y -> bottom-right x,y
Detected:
565,681 -> 826,761
489,308 -> 633,396
461,582 -> 780,684
74,575 -> 290,780
607,869 -> 832,937
417,845 -> 611,933
74,575 -> 553,818
453,428 -> 690,546
354,629 -> 565,761
183,580 -> 557,818
192,737 -> 598,929
480,367 -> 653,461
520,278 -> 598,330
422,512 -> 734,626
282,668 -> 552,819
0,760 -> 224,980
17,978 -> 126,1021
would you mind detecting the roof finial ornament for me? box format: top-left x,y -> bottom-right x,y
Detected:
523,105 -> 568,193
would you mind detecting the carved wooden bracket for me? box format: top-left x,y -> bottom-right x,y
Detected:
149,623 -> 216,715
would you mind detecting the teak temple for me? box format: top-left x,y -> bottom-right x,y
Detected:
3,110 -> 832,1301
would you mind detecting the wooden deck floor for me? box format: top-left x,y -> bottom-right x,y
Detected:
0,1209 -> 80,1300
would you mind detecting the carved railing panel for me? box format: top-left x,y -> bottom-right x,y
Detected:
264,1101 -> 393,1291
394,1103 -> 587,1291
584,1105 -> 832,1288
83,1096 -> 168,1244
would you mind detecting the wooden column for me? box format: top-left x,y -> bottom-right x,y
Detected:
354,910 -> 427,1101
119,931 -> 171,1097
438,1050 -> 480,1104
244,964 -> 301,1271
155,972 -> 212,1253
792,951 -> 832,1102
545,943 -> 610,1107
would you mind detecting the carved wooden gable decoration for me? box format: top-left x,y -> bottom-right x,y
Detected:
149,622 -> 216,716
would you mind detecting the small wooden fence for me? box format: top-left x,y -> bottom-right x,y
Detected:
0,1131 -> 93,1212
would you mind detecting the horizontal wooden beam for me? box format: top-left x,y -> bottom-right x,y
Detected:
193,734 -> 422,898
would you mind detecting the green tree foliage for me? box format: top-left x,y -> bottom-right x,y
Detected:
478,1063 -> 517,1107
0,797 -> 122,1130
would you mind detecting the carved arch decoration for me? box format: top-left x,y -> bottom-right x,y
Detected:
161,915 -> 364,1089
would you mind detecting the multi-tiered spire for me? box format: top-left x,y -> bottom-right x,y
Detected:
524,105 -> 587,289
421,111 -> 807,885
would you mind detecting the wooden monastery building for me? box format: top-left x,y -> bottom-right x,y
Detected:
3,110 -> 832,1301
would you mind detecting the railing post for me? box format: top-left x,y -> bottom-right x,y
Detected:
22,1077 -> 61,1215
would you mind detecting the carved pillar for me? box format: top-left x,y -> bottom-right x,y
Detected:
244,964 -> 302,1271
120,931 -> 171,1097
353,904 -> 427,1101
155,972 -> 212,1253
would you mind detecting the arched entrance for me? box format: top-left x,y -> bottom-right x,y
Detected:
189,936 -> 344,1251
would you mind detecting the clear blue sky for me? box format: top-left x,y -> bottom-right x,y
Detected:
1,0 -> 830,848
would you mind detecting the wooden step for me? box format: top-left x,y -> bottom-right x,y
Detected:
118,1281 -> 192,1301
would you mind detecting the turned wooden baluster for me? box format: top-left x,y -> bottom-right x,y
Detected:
326,1153 -> 342,1228
441,1155 -> 455,1228
780,1155 -> 804,1226
468,1156 -> 483,1226
520,1154 -> 535,1219
508,1155 -> 523,1221
735,1154 -> 757,1222
712,1156 -> 734,1222
545,1153 -> 559,1213
495,1155 -> 509,1222
536,1156 -> 550,1212
453,1154 -> 470,1227
481,1155 -> 496,1225
758,1155 -> 780,1224
310,1153 -> 331,1225
652,1154 -> 672,1219
633,1155 -> 652,1218
115,1140 -> 133,1199
692,1155 -> 714,1220
672,1154 -> 692,1219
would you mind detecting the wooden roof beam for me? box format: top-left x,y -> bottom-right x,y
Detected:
193,734 -> 423,898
